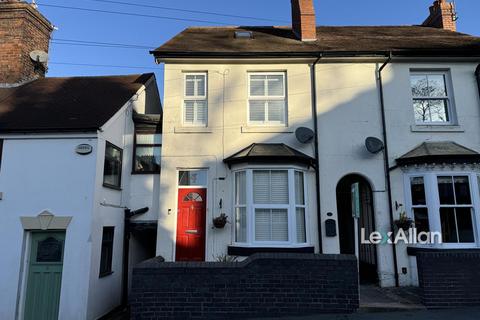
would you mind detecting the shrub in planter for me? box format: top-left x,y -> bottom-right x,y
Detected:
213,213 -> 228,228
393,212 -> 414,232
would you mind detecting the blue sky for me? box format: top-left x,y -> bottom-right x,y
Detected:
40,0 -> 480,99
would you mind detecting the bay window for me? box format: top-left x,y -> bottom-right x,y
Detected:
234,168 -> 307,246
406,172 -> 479,246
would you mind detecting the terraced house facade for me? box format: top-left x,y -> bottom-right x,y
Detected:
152,0 -> 480,290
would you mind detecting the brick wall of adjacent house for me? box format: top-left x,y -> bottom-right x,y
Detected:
130,253 -> 359,319
416,250 -> 480,307
0,0 -> 53,85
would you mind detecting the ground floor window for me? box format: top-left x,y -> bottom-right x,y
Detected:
99,227 -> 114,277
234,168 -> 308,246
406,172 -> 479,246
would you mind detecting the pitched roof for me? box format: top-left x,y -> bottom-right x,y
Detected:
0,73 -> 154,133
224,143 -> 315,167
396,141 -> 480,165
152,26 -> 480,58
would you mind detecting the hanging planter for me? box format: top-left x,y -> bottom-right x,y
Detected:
213,214 -> 228,229
393,212 -> 414,232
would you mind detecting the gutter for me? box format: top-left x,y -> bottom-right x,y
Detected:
151,49 -> 480,60
476,64 -> 480,103
311,55 -> 323,253
377,53 -> 400,287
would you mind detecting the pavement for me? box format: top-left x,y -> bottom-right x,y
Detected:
104,285 -> 480,320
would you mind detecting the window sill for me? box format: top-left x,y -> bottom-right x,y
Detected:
228,245 -> 314,256
102,183 -> 122,191
131,171 -> 161,175
241,126 -> 293,133
174,127 -> 212,134
410,125 -> 464,133
99,271 -> 114,278
407,246 -> 480,256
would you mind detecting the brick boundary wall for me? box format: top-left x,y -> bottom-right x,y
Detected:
130,253 -> 359,319
416,250 -> 480,308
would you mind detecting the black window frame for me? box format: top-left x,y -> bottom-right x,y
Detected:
99,226 -> 115,277
0,139 -> 3,172
103,141 -> 123,190
132,126 -> 162,175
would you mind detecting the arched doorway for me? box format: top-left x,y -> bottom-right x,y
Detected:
336,174 -> 378,284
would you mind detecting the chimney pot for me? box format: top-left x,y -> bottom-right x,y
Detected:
291,0 -> 317,41
422,0 -> 457,32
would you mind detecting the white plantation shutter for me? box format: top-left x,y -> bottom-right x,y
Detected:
255,209 -> 271,241
196,101 -> 207,124
295,171 -> 305,205
253,171 -> 270,204
185,76 -> 196,96
235,171 -> 246,205
271,171 -> 288,204
296,208 -> 306,243
249,101 -> 266,122
255,209 -> 288,242
267,101 -> 285,123
250,75 -> 266,96
236,207 -> 247,242
267,75 -> 284,96
271,209 -> 288,241
196,75 -> 206,96
184,101 -> 195,123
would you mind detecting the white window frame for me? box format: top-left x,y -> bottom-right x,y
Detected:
410,70 -> 456,126
183,72 -> 208,127
232,165 -> 309,247
247,72 -> 287,127
404,171 -> 480,249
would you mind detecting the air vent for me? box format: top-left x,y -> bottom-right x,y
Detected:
234,31 -> 253,39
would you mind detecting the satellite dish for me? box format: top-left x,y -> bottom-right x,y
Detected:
365,137 -> 384,154
295,127 -> 315,144
29,50 -> 49,63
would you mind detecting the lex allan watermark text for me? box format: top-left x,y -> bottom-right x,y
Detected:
361,228 -> 442,245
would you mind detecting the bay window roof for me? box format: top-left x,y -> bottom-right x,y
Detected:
396,141 -> 480,166
224,143 -> 315,168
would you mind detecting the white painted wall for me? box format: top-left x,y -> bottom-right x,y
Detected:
0,77 -> 162,320
0,136 -> 98,320
86,81 -> 162,319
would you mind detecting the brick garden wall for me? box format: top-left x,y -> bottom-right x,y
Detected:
130,253 -> 359,319
416,250 -> 480,308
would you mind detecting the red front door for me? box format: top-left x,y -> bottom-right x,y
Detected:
175,188 -> 207,261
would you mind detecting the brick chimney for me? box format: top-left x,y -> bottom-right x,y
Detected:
0,0 -> 53,85
291,0 -> 317,41
422,0 -> 457,32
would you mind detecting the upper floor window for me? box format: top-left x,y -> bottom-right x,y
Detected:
183,73 -> 207,127
406,172 -> 478,247
103,142 -> 122,189
410,71 -> 454,124
248,72 -> 287,126
133,129 -> 161,174
234,168 -> 307,246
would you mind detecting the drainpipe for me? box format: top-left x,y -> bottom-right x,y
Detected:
311,54 -> 323,253
122,207 -> 149,307
377,53 -> 400,287
476,65 -> 480,103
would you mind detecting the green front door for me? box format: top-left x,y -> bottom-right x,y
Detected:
24,232 -> 65,320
